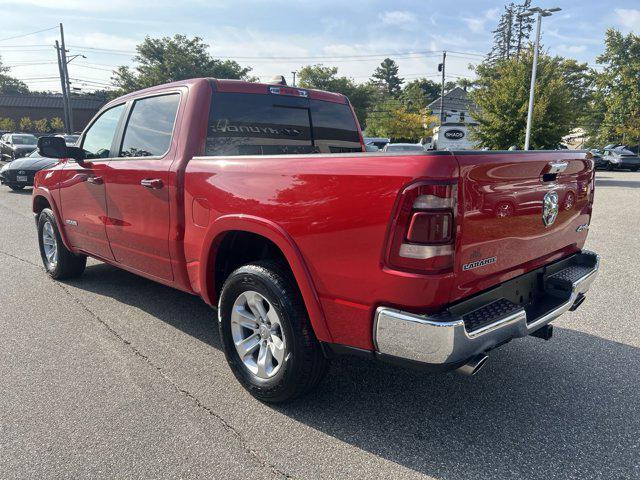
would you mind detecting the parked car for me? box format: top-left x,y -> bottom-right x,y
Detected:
32,78 -> 599,403
589,149 -> 607,170
363,137 -> 390,150
600,145 -> 640,171
382,143 -> 426,152
56,134 -> 80,146
0,133 -> 38,161
0,149 -> 57,191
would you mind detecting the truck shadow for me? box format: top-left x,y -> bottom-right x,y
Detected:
71,263 -> 639,480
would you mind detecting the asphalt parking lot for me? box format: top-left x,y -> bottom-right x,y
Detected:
0,169 -> 638,480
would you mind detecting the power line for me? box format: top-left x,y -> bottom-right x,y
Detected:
64,45 -> 486,62
0,26 -> 57,43
72,64 -> 115,72
0,44 -> 51,48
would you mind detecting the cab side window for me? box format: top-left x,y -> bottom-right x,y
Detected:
119,94 -> 180,158
82,104 -> 126,159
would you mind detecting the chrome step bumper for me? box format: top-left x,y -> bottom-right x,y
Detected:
373,251 -> 599,367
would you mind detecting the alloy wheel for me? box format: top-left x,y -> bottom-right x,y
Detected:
230,290 -> 286,379
41,220 -> 58,270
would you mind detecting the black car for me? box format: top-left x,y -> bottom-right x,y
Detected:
0,133 -> 38,161
0,149 -> 58,191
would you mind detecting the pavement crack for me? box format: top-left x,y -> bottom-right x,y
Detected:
0,249 -> 42,268
51,278 -> 294,479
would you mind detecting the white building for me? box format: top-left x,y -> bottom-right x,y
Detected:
426,87 -> 478,150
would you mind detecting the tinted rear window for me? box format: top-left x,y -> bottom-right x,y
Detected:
12,134 -> 37,145
206,91 -> 361,156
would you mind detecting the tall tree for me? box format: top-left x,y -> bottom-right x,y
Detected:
372,58 -> 404,97
513,0 -> 534,56
112,35 -> 252,94
490,4 -> 516,62
456,78 -> 476,91
365,99 -> 436,142
400,78 -> 442,112
471,49 -> 579,149
591,29 -> 640,149
0,56 -> 29,94
297,64 -> 377,126
489,1 -> 534,63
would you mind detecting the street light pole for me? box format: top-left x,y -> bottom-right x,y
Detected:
523,7 -> 561,150
439,51 -> 446,125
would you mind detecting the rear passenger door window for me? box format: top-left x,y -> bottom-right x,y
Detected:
120,94 -> 180,157
310,100 -> 362,153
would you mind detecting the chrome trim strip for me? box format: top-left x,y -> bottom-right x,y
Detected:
374,251 -> 599,366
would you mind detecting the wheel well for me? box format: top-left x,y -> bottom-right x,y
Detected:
33,195 -> 51,215
213,231 -> 292,296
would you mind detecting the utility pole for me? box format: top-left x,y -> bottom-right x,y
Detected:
55,40 -> 71,134
291,71 -> 297,87
438,51 -> 446,125
523,7 -> 561,150
59,23 -> 74,133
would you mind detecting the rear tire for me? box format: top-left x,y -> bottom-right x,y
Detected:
9,185 -> 24,191
218,260 -> 329,403
630,167 -> 639,172
37,208 -> 86,280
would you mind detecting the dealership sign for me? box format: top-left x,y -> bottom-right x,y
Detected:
444,129 -> 465,140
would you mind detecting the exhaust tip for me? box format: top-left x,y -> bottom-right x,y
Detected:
456,353 -> 488,376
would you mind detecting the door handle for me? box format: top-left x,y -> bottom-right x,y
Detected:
545,161 -> 569,174
140,178 -> 163,189
87,175 -> 103,185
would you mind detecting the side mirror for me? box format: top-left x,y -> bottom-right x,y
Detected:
38,136 -> 85,164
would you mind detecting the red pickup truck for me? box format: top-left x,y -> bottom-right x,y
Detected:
33,78 -> 599,402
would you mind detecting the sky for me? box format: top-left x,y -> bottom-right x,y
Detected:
0,0 -> 638,94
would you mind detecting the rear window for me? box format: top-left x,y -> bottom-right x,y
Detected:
205,91 -> 361,156
12,134 -> 37,145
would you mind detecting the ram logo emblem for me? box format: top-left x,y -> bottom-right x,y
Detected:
542,191 -> 559,226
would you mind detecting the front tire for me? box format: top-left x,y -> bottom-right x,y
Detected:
37,208 -> 86,279
218,261 -> 328,403
9,185 -> 24,191
606,162 -> 614,171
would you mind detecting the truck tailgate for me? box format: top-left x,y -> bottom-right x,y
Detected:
451,151 -> 594,303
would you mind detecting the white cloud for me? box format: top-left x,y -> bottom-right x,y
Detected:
463,18 -> 485,34
0,0 -> 134,11
614,8 -> 640,32
379,11 -> 417,27
463,8 -> 501,34
557,44 -> 587,54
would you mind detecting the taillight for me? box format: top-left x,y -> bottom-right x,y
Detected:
386,181 -> 457,273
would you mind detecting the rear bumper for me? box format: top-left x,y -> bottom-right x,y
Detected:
615,158 -> 640,168
0,172 -> 35,187
373,250 -> 599,368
